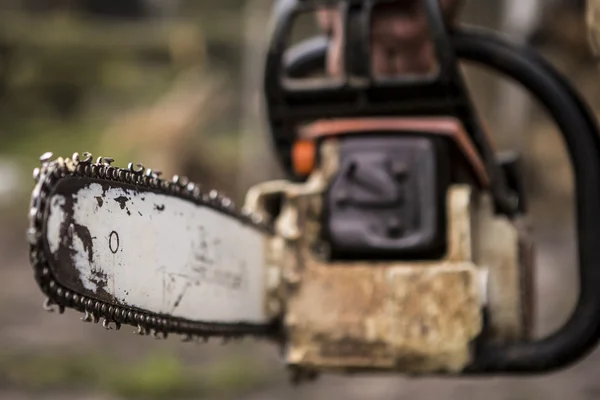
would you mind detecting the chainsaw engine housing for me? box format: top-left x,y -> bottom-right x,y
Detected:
245,128 -> 535,374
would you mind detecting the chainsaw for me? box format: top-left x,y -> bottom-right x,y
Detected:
27,0 -> 600,381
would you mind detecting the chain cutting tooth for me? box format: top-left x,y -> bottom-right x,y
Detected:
81,310 -> 93,323
198,336 -> 209,344
174,175 -> 189,187
43,298 -> 64,314
134,325 -> 147,336
81,152 -> 93,163
42,298 -> 54,312
33,168 -> 41,182
39,152 -> 53,164
102,319 -> 121,331
151,330 -> 168,340
221,197 -> 233,209
128,163 -> 145,174
27,228 -> 39,245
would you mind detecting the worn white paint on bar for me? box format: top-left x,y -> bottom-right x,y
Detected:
45,182 -> 269,324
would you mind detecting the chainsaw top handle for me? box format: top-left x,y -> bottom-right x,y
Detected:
266,0 -> 518,216
264,0 -> 600,374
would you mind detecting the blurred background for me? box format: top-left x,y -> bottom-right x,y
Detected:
0,0 -> 598,399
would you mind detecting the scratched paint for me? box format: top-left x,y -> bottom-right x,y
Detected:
45,182 -> 268,324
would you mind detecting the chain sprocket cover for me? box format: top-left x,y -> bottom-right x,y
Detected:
28,153 -> 277,341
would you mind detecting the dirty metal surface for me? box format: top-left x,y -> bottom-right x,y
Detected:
285,261 -> 482,373
475,194 -> 534,341
283,186 -> 484,373
44,177 -> 270,324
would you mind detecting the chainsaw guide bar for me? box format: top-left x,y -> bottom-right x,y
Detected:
27,152 -> 279,342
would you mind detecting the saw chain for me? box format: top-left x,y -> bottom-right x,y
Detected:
28,152 -> 278,343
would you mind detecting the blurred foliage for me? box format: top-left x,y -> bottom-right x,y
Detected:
0,0 -> 259,207
0,350 -> 273,399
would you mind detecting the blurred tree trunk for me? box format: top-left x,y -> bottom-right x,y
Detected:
236,0 -> 281,201
587,0 -> 600,58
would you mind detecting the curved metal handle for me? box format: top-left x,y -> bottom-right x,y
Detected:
282,25 -> 600,376
265,0 -> 518,215
455,28 -> 600,374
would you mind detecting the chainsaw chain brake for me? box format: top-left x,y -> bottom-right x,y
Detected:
28,151 -> 278,344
